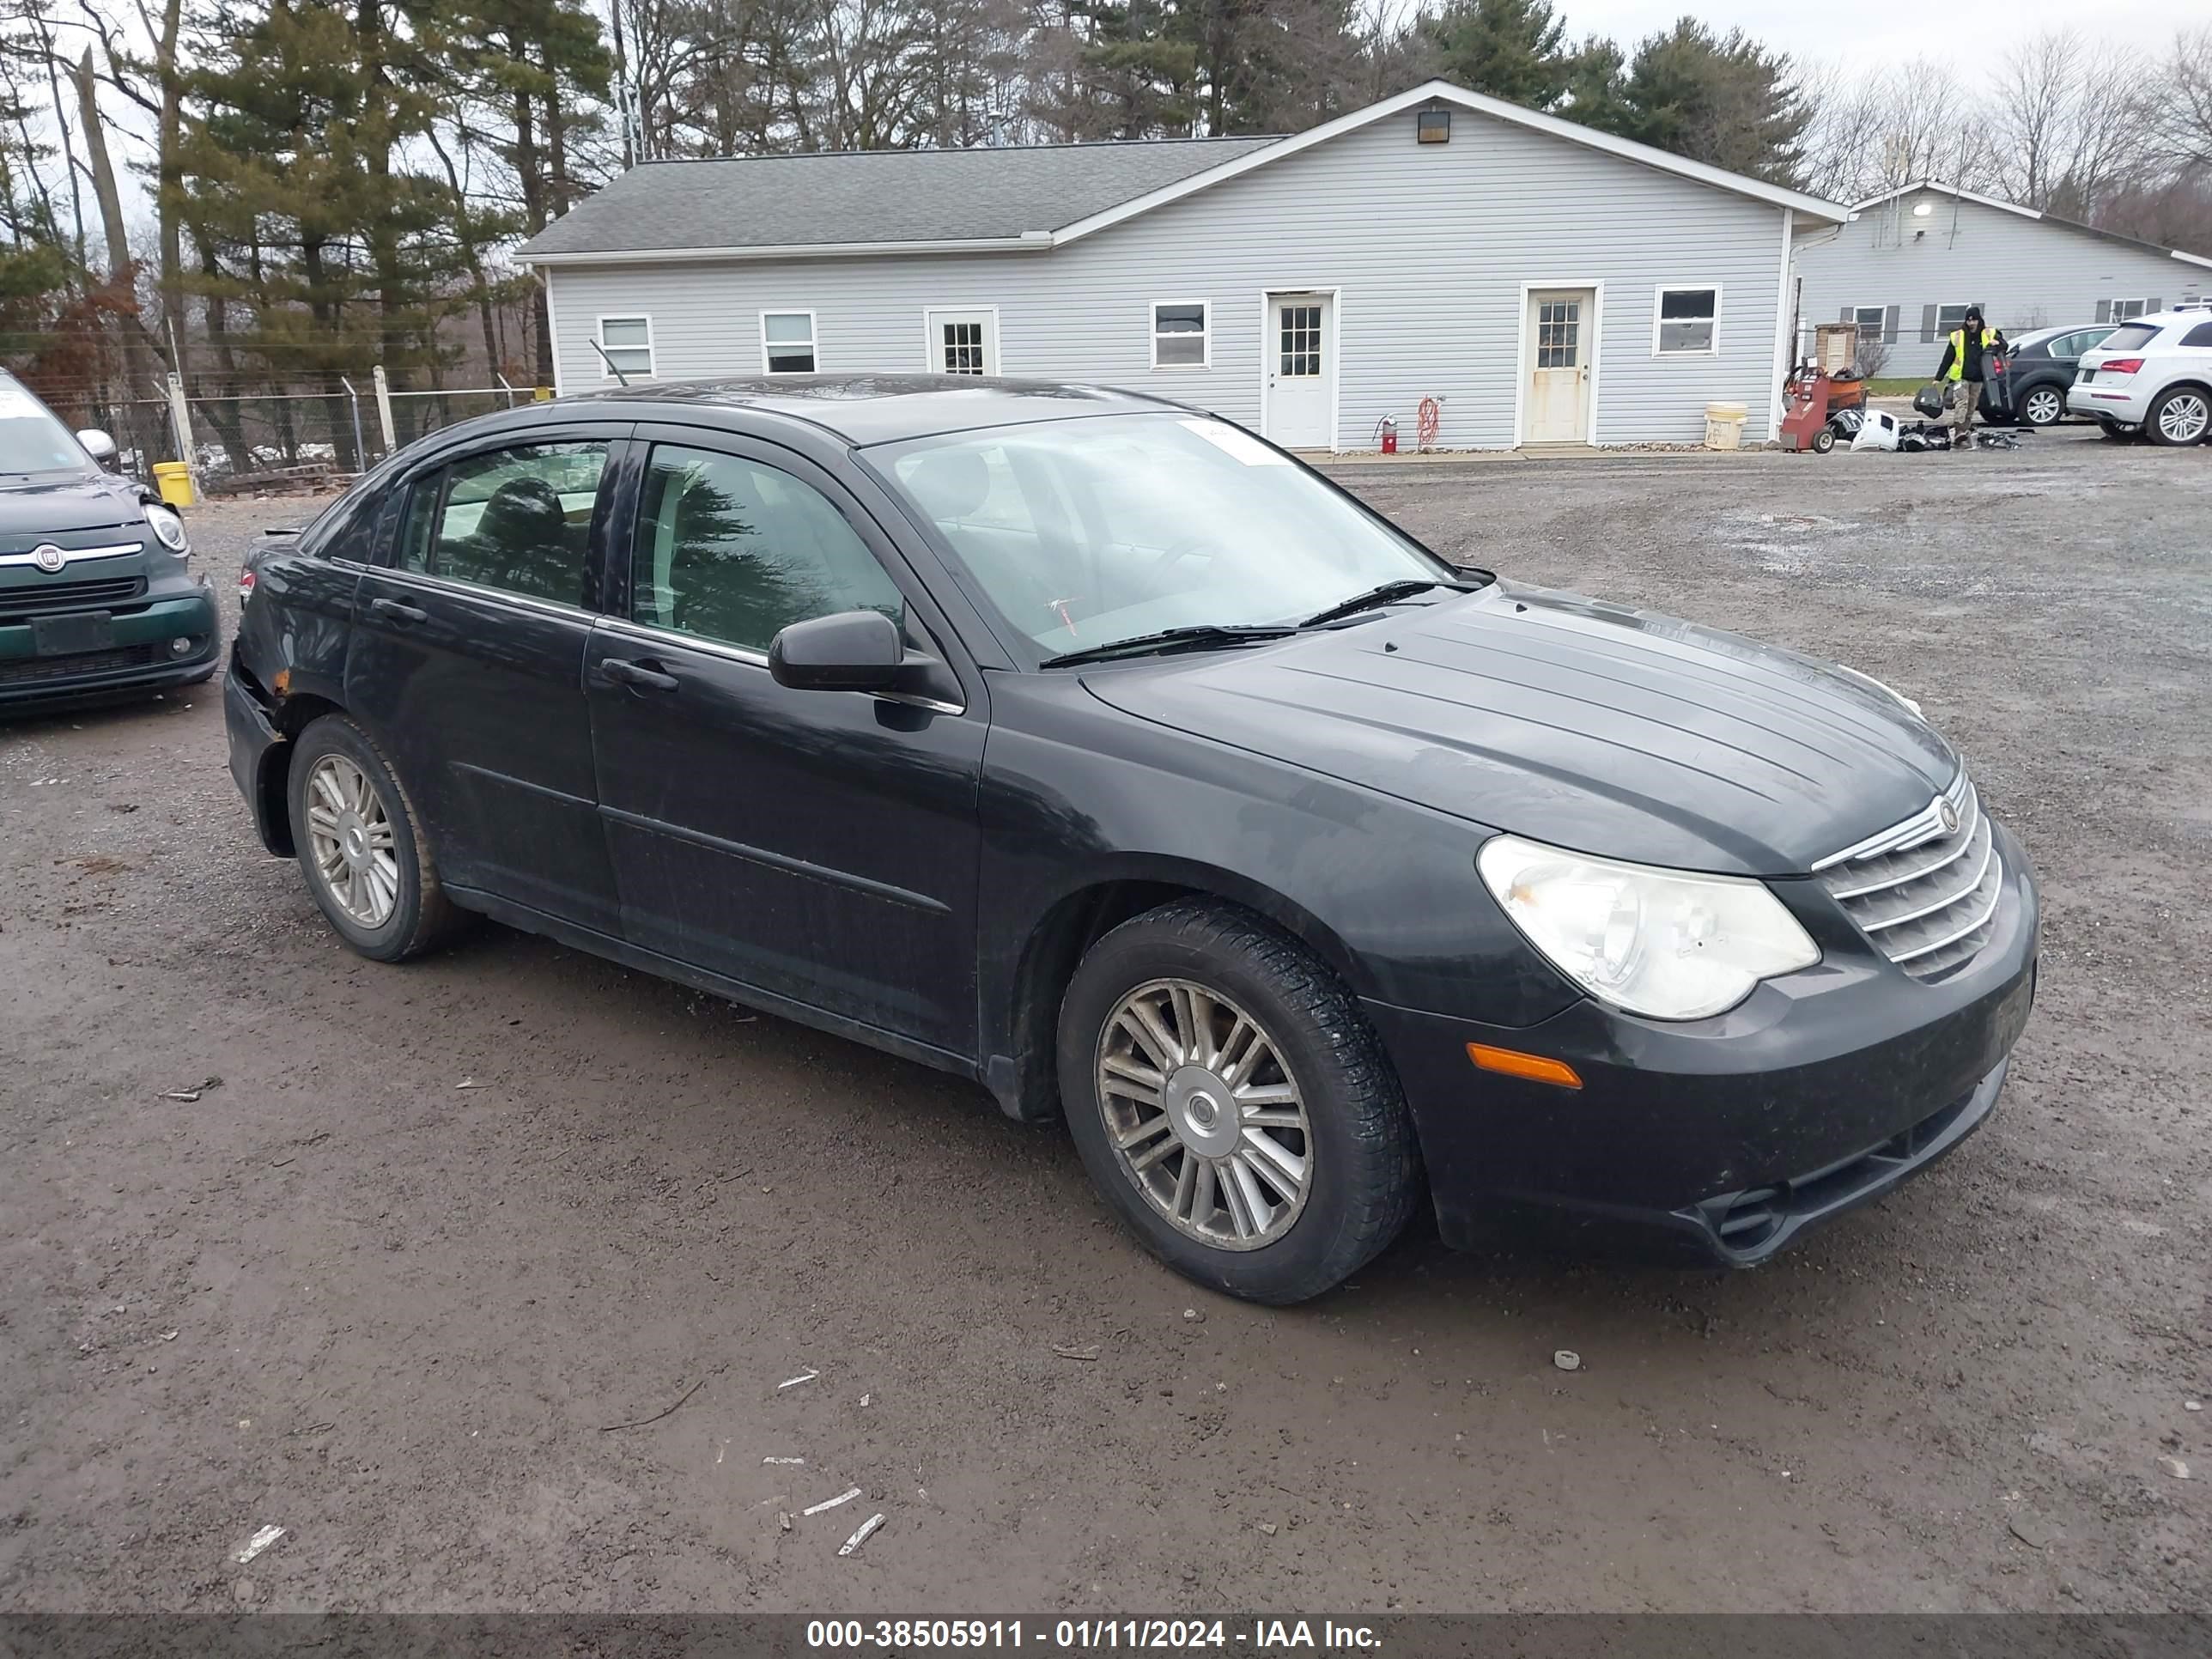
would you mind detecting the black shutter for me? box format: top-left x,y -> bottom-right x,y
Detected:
2148,297 -> 2163,313
2095,299 -> 2112,323
1920,304 -> 1938,343
1839,306 -> 1854,323
1884,304 -> 1899,343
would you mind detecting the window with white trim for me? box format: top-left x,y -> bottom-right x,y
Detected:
1654,286 -> 1719,355
2112,298 -> 2150,322
761,312 -> 817,374
1936,303 -> 1972,336
1853,305 -> 1886,340
1151,300 -> 1209,368
597,317 -> 653,380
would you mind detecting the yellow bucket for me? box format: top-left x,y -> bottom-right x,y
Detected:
151,460 -> 195,507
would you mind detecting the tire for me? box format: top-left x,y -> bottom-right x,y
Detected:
1811,426 -> 1836,454
2146,385 -> 2211,447
2097,417 -> 2136,442
1057,900 -> 1419,1304
2018,384 -> 2065,428
285,713 -> 464,962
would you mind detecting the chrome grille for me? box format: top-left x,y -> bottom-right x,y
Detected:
1814,769 -> 2002,981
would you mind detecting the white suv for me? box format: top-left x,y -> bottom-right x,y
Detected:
2068,306 -> 2212,445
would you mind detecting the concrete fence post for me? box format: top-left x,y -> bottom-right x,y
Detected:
372,365 -> 398,455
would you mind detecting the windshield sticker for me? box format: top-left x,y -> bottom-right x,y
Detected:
1179,419 -> 1289,465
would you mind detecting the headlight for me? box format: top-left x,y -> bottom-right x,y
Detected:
1477,835 -> 1820,1021
145,503 -> 190,556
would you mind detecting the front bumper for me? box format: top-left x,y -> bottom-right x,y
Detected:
1367,822 -> 2039,1264
2069,382 -> 2148,423
0,584 -> 221,710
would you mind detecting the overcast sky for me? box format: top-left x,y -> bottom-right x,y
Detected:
1559,0 -> 2176,73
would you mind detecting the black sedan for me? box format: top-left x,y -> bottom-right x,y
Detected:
224,377 -> 2037,1304
1987,324 -> 2114,427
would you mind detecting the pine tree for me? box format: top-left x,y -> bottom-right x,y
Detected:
1421,0 -> 1571,112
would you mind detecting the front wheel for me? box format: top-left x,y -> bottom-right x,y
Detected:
286,714 -> 464,962
2148,386 -> 2211,447
2097,417 -> 2136,441
1810,426 -> 1837,454
1057,901 -> 1419,1304
2018,385 -> 2065,428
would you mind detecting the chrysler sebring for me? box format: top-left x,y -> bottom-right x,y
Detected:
225,377 -> 2037,1303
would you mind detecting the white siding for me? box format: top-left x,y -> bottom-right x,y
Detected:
1796,195 -> 2209,380
544,108 -> 1794,447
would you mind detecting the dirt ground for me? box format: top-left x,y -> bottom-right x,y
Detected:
1,429 -> 2205,1615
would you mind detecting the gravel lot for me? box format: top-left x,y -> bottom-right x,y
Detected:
2,429 -> 2205,1614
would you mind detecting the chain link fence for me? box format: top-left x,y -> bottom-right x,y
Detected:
82,380 -> 545,495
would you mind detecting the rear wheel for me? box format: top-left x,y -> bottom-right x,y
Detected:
2097,417 -> 2136,441
2147,386 -> 2211,447
1058,900 -> 1419,1304
1810,426 -> 1836,454
2018,385 -> 2065,428
287,714 -> 464,962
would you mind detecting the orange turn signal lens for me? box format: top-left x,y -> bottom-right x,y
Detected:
1466,1042 -> 1583,1090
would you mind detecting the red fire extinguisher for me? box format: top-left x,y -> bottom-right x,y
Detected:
1378,415 -> 1399,454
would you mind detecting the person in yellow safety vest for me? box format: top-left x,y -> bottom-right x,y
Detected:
1936,308 -> 2007,445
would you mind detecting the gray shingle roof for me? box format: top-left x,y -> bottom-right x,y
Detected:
520,137 -> 1281,259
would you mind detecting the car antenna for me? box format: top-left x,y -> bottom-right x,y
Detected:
589,340 -> 630,386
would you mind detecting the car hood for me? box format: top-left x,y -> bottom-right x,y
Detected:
0,474 -> 145,546
1079,581 -> 1959,877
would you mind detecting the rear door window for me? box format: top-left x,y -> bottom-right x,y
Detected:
398,441 -> 610,608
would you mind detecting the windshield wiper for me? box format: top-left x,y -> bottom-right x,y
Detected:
1040,623 -> 1297,669
1297,579 -> 1457,629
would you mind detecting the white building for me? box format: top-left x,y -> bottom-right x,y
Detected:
518,82 -> 1850,450
1796,183 -> 2212,380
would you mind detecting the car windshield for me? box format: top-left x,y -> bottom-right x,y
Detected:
867,412 -> 1460,658
0,380 -> 94,475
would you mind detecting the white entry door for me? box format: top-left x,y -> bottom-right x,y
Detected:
927,308 -> 999,376
1265,293 -> 1334,448
1523,288 -> 1595,444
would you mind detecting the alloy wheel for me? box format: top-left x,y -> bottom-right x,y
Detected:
1095,979 -> 1313,1250
2022,387 -> 2063,426
304,753 -> 400,927
2156,392 -> 2209,445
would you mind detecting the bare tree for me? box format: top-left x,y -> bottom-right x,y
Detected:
1992,30 -> 2151,216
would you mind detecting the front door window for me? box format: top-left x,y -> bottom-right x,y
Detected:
1279,305 -> 1322,377
1536,300 -> 1581,369
632,446 -> 904,653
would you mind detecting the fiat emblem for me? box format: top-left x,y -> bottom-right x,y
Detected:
1938,799 -> 1960,835
30,544 -> 64,573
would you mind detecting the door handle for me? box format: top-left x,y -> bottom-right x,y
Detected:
596,656 -> 679,693
370,597 -> 427,623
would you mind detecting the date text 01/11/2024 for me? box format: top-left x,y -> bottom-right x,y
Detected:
805,1620 -> 1383,1650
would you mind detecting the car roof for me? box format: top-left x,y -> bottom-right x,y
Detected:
549,374 -> 1179,446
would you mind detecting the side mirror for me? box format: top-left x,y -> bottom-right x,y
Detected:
76,428 -> 118,465
769,609 -> 903,694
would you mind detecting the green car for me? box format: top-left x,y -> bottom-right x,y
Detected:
0,372 -> 219,713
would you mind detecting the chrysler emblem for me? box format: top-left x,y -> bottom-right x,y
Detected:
30,544 -> 64,573
1938,799 -> 1960,835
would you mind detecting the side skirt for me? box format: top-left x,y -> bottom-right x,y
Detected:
444,884 -> 985,1087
